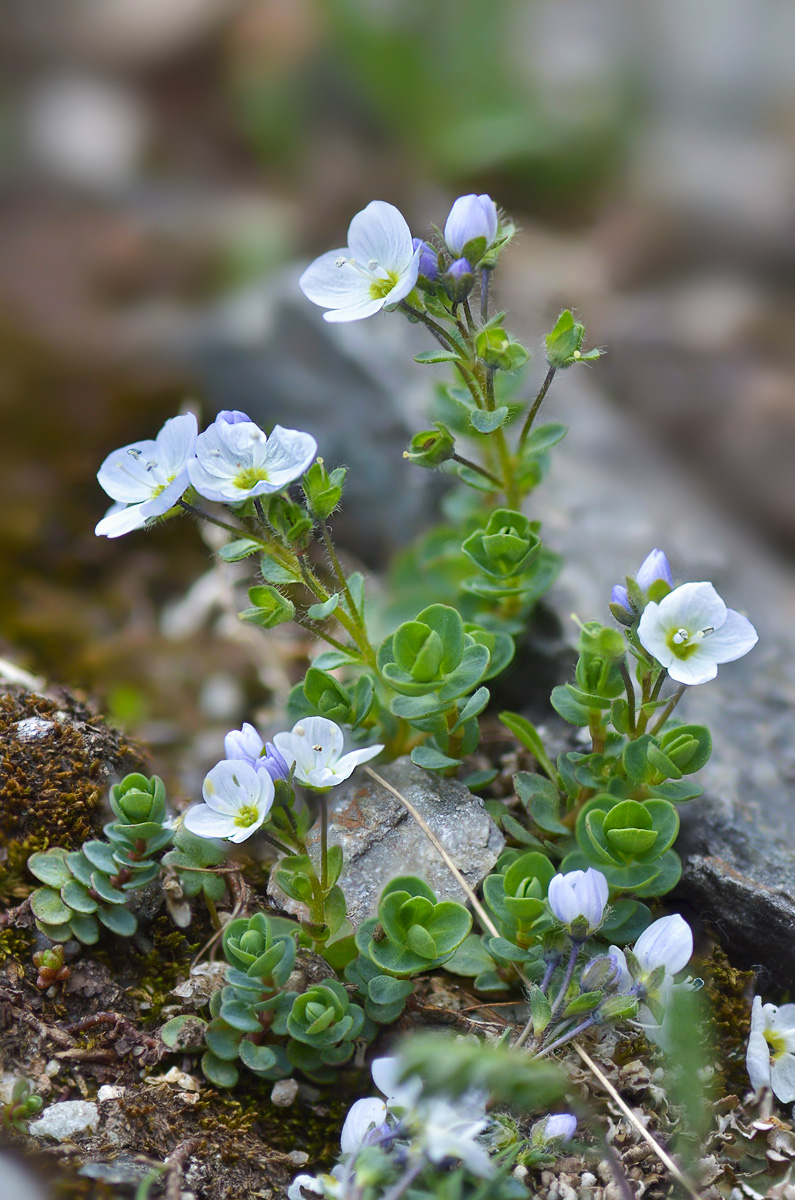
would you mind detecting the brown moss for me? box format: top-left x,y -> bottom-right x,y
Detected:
0,687 -> 145,850
701,944 -> 755,1095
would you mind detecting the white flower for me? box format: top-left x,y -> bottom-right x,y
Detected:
223,723 -> 290,782
637,581 -> 758,686
418,1096 -> 492,1178
273,717 -> 382,790
287,1176 -> 326,1200
542,1113 -> 578,1142
443,194 -> 499,258
371,1055 -> 424,1112
95,413 -> 197,538
547,868 -> 608,936
746,997 -> 795,1102
299,201 -> 421,323
340,1096 -> 389,1155
610,914 -> 694,1049
187,414 -> 317,504
182,760 -> 274,843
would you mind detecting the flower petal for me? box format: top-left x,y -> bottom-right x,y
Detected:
183,803 -> 237,840
323,295 -> 389,323
299,248 -> 371,307
154,413 -> 198,476
665,649 -> 719,686
224,722 -> 264,765
262,426 -> 318,487
347,201 -> 414,274
202,759 -> 264,814
97,437 -> 159,503
658,581 -> 728,634
771,1054 -> 795,1103
332,744 -> 384,780
636,548 -> 673,591
633,914 -> 693,976
340,1097 -> 388,1155
95,501 -> 150,538
702,608 -> 758,665
547,873 -> 581,924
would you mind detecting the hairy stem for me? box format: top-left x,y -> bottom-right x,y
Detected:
518,366 -> 556,453
452,453 -> 502,487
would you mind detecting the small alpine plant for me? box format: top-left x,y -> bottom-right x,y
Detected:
25,188 -> 769,1191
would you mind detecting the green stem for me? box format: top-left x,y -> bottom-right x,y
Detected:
536,1015 -> 596,1059
648,683 -> 687,736
319,793 -> 329,895
320,518 -> 361,625
177,499 -> 255,542
480,268 -> 491,323
619,660 -> 637,735
204,893 -> 221,931
463,297 -> 477,334
399,302 -> 463,355
452,453 -> 502,487
518,365 -> 557,453
292,614 -> 353,657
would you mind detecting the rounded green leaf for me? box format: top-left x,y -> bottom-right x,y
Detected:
96,904 -> 137,936
201,1051 -> 239,1088
69,914 -> 100,944
238,1040 -> 278,1074
30,887 -> 72,926
61,880 -> 98,914
27,851 -> 71,888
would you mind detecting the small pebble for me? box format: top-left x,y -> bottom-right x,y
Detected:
288,1151 -> 309,1166
30,1100 -> 99,1141
14,717 -> 54,741
97,1085 -> 125,1102
271,1079 -> 299,1107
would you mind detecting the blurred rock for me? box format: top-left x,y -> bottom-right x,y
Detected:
298,758 -> 504,927
533,368 -> 795,986
30,1100 -> 99,1141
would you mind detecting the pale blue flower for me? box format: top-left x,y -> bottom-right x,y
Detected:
442,257 -> 474,303
444,194 -> 498,258
547,868 -> 608,936
183,760 -> 274,843
412,238 -> 439,282
95,413 -> 197,538
224,723 -> 290,782
339,1097 -> 389,1155
273,717 -> 382,790
638,581 -> 758,685
542,1114 -> 577,1142
187,414 -> 316,504
635,548 -> 673,592
299,201 -> 421,323
609,914 -> 694,1048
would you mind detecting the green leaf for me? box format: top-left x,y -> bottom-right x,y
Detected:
367,976 -> 415,1006
260,555 -> 303,585
240,585 -> 295,629
205,1019 -> 243,1061
27,850 -> 71,888
30,887 -> 72,926
217,538 -> 262,562
414,349 -> 463,364
410,745 -> 462,771
469,406 -> 511,434
501,814 -> 545,847
238,1040 -> 278,1074
35,920 -> 73,942
530,985 -> 552,1034
65,851 -> 93,887
563,991 -> 603,1017
499,712 -> 559,784
306,594 -> 340,620
450,686 -> 490,733
220,1000 -> 263,1033
69,913 -> 99,944
201,1051 -> 239,1089
521,423 -> 567,454
444,934 -> 496,979
96,904 -> 137,936
89,873 -> 127,904
60,880 -> 98,914
514,772 -> 567,834
81,841 -> 118,874
550,684 -> 591,727
159,1015 -> 208,1050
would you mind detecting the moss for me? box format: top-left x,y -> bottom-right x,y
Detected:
0,925 -> 33,964
0,836 -> 43,905
0,688 -> 144,850
125,917 -> 199,1021
703,944 -> 755,1095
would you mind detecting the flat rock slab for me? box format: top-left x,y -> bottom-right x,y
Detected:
30,1100 -> 99,1141
307,759 -> 504,927
533,369 -> 795,985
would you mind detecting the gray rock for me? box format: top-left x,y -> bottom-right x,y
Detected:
30,1099 -> 99,1141
270,1078 -> 299,1107
303,758 -> 504,928
532,368 -> 795,985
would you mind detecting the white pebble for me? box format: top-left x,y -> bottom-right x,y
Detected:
30,1100 -> 99,1140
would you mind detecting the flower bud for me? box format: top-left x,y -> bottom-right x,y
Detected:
261,742 -> 290,782
580,953 -> 622,993
443,257 -> 474,304
595,993 -> 640,1024
542,1113 -> 578,1142
444,193 -> 499,261
412,238 -> 439,284
546,309 -> 599,369
301,458 -> 346,520
475,326 -> 530,373
403,425 -> 455,468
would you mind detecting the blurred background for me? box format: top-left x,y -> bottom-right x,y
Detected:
0,0 -> 793,791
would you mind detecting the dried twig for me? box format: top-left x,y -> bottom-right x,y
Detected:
573,1043 -> 703,1200
363,767 -> 500,939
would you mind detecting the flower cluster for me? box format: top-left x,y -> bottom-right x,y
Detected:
746,997 -> 795,1102
299,194 -> 500,323
96,410 -> 317,538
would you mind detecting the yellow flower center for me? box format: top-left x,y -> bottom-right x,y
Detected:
151,473 -> 176,498
369,271 -> 400,301
234,466 -> 269,490
765,1029 -> 787,1060
234,805 -> 260,828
